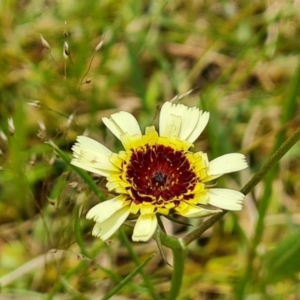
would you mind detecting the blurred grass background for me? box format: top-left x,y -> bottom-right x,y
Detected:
1,0 -> 300,299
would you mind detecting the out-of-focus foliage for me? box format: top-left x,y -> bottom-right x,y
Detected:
1,0 -> 300,299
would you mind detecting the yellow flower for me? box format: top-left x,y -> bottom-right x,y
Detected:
71,102 -> 248,242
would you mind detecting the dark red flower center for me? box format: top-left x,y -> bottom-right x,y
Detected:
124,144 -> 198,206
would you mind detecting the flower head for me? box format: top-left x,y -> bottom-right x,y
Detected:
71,102 -> 248,242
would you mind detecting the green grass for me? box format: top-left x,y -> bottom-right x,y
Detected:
1,1 -> 300,299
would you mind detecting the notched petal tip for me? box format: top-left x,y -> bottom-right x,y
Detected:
72,135 -> 112,155
204,153 -> 248,182
70,135 -> 116,176
86,198 -> 125,223
90,204 -> 131,241
208,188 -> 245,211
184,110 -> 210,143
159,101 -> 210,143
132,214 -> 158,242
102,111 -> 142,141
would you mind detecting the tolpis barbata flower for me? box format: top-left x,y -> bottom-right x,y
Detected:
71,102 -> 248,242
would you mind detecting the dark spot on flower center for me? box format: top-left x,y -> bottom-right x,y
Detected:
153,172 -> 166,184
124,144 -> 198,207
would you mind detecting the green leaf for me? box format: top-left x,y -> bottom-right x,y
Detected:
262,231 -> 300,283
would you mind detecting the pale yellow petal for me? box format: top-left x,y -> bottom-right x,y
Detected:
208,188 -> 244,211
178,205 -> 222,218
71,135 -> 117,176
185,111 -> 209,143
132,214 -> 157,242
71,149 -> 117,171
86,196 -> 127,223
72,136 -> 112,155
139,205 -> 155,215
71,160 -> 112,177
161,114 -> 182,139
91,205 -> 130,240
203,153 -> 248,182
164,104 -> 203,141
179,106 -> 202,140
102,111 -> 142,140
159,102 -> 182,138
159,102 -> 209,142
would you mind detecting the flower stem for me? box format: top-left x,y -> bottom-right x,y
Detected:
239,125 -> 300,197
182,123 -> 300,246
182,211 -> 226,246
158,229 -> 186,300
167,247 -> 186,300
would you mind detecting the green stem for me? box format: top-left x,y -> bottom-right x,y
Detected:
167,247 -> 186,300
182,124 -> 300,247
239,125 -> 300,196
73,205 -> 90,258
158,229 -> 186,300
182,211 -> 226,246
236,57 -> 300,297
